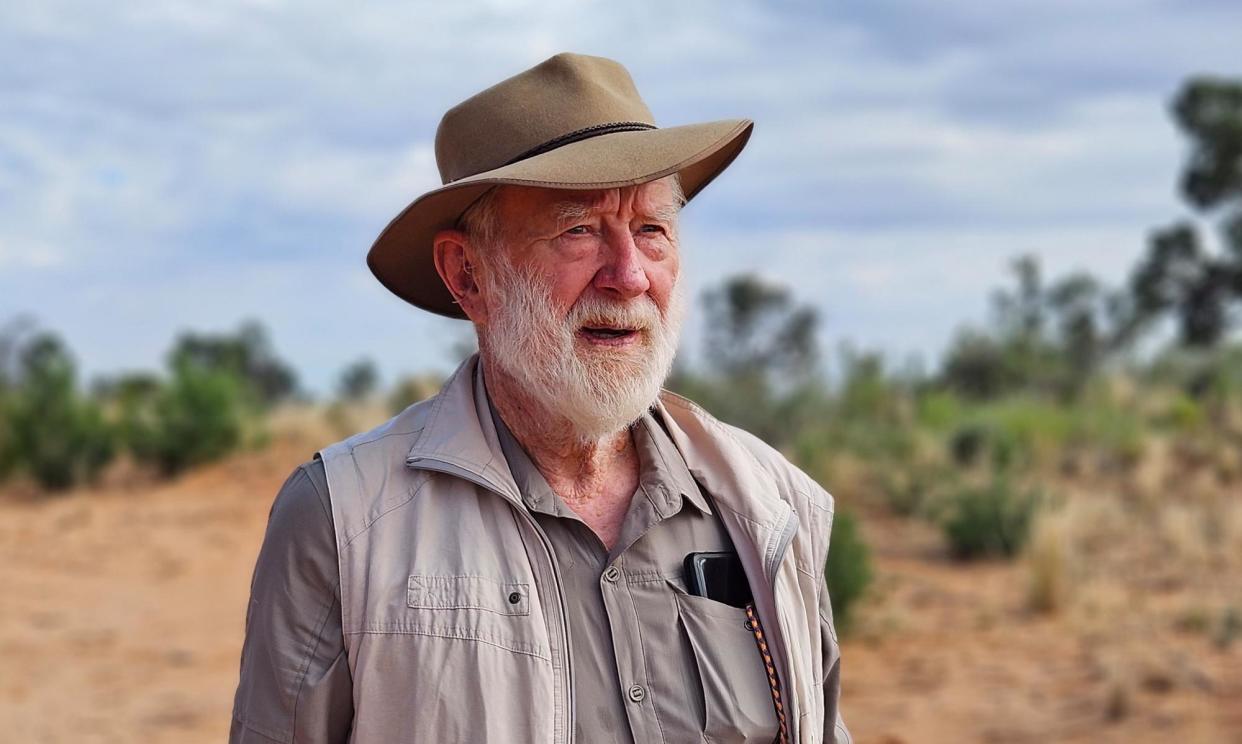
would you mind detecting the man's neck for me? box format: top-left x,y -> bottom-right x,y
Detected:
481,355 -> 639,537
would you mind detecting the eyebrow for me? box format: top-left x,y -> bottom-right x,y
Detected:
648,201 -> 681,225
553,200 -> 594,225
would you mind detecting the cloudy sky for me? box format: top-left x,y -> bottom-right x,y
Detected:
2,0 -> 1241,394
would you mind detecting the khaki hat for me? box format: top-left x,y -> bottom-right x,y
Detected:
366,52 -> 753,319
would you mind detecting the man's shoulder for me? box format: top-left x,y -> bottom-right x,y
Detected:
319,394 -> 438,463
313,394 -> 442,512
257,457 -> 339,583
266,458 -> 332,524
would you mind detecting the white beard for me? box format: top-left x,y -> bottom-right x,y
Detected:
478,257 -> 685,444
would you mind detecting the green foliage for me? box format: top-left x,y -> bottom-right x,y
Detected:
0,397 -> 13,481
3,333 -> 115,490
0,317 -> 34,480
940,255 -> 1122,401
946,398 -> 1080,474
702,275 -> 819,384
166,319 -> 297,408
675,275 -> 829,448
949,423 -> 989,468
1145,345 -> 1242,404
1160,391 -> 1205,432
836,348 -> 905,421
941,478 -> 1041,560
337,357 -> 380,401
916,389 -> 963,432
1045,272 -> 1109,397
877,463 -> 942,518
1171,77 -> 1242,211
1129,222 -> 1236,348
121,359 -> 249,476
938,329 -> 1021,400
85,320 -> 294,479
824,510 -> 872,634
1122,78 -> 1242,349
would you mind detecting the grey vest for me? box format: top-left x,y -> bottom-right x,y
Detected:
317,355 -> 844,743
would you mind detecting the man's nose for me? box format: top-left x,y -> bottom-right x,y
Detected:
594,230 -> 651,299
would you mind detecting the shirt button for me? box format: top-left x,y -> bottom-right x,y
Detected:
507,592 -> 522,605
627,684 -> 646,703
602,566 -> 621,583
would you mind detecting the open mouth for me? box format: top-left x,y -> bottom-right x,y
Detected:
580,325 -> 640,342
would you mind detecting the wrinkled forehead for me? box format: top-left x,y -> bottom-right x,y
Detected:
498,177 -> 681,225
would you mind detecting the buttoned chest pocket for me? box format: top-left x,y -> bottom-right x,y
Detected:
407,574 -> 531,615
401,574 -> 548,659
673,589 -> 780,744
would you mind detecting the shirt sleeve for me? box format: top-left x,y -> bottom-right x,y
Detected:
230,458 -> 354,744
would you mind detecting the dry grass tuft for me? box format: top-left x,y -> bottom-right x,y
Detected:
266,401 -> 395,451
1024,505 -> 1076,614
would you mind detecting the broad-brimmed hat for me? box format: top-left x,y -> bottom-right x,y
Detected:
366,52 -> 753,319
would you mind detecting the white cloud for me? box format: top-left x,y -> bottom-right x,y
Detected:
1,0 -> 1240,393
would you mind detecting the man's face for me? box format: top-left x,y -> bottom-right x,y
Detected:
482,177 -> 682,330
472,177 -> 686,441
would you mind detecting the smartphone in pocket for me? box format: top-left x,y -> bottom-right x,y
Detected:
683,551 -> 753,609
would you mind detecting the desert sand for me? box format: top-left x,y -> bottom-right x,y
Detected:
1,425 -> 1238,743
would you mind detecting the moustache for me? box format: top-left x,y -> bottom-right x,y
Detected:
565,294 -> 664,334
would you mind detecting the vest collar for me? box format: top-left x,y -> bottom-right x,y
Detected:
404,354 -> 522,503
405,353 -> 791,530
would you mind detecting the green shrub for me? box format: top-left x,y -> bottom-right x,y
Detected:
916,389 -> 963,432
942,477 -> 1041,559
1157,391 -> 1204,433
878,464 -> 940,517
824,510 -> 873,634
165,319 -> 297,409
989,399 -> 1071,469
5,334 -> 116,490
0,393 -> 14,481
949,423 -> 989,467
123,361 -> 249,476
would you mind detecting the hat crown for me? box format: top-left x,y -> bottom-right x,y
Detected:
434,53 -> 656,185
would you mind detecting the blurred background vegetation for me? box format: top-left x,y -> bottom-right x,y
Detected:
2,76 -> 1240,665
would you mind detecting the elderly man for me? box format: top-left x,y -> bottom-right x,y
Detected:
231,53 -> 850,744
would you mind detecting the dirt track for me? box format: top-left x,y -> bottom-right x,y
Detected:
1,431 -> 1238,743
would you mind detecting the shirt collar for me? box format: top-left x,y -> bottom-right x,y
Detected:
634,410 -> 713,518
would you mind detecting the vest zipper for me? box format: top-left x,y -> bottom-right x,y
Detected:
406,457 -> 576,744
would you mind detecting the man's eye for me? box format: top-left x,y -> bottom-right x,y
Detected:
639,224 -> 664,234
565,225 -> 591,235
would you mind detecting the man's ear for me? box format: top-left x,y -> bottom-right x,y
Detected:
432,229 -> 488,324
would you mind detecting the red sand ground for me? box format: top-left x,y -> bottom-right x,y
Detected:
1,434 -> 1238,743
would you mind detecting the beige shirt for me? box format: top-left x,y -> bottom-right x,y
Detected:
489,400 -> 779,744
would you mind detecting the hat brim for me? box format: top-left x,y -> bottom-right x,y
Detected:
366,118 -> 753,319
